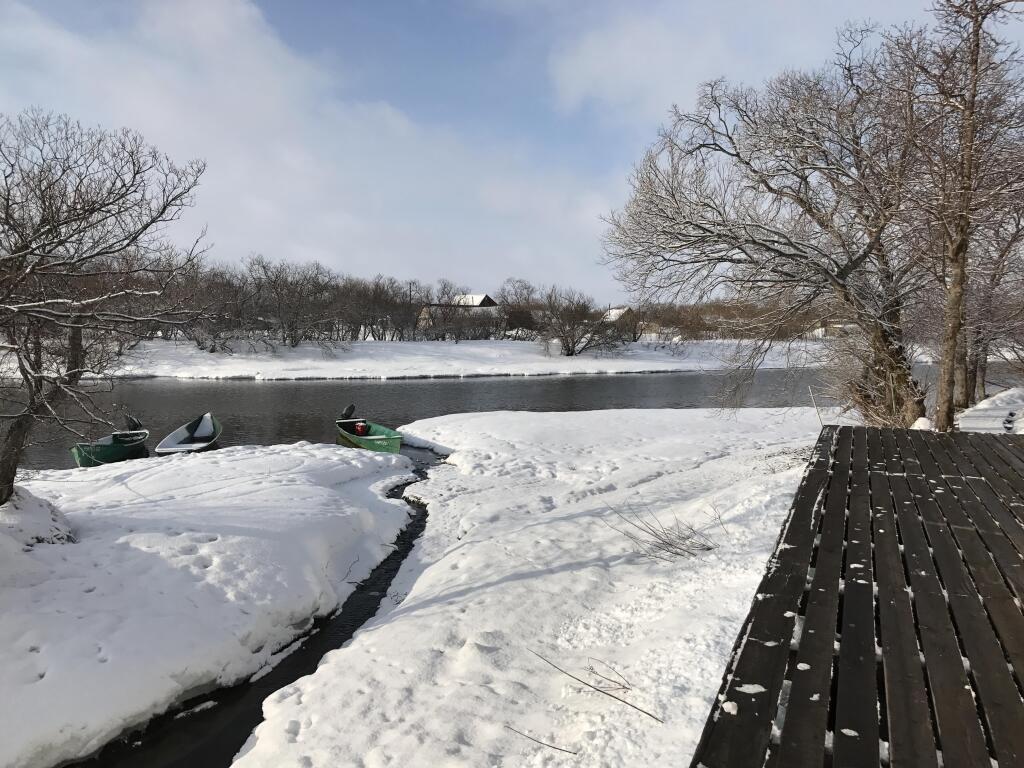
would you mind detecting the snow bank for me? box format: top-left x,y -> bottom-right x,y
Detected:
235,409 -> 828,767
0,443 -> 414,768
111,339 -> 825,380
956,387 -> 1024,433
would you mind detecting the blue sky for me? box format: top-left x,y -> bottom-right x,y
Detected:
0,0 -> 1001,300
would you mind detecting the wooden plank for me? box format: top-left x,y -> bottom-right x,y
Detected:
909,469 -> 1024,765
978,435 -> 1024,499
964,432 -> 1024,481
773,447 -> 848,765
890,475 -> 991,767
894,430 -> 923,476
810,424 -> 838,471
980,433 -> 1024,473
867,426 -> 886,472
879,428 -> 903,475
938,475 -> 1024,604
908,429 -> 943,478
965,476 -> 1024,557
962,433 -> 1024,519
832,440 -> 880,766
932,479 -> 1024,680
910,429 -> 957,476
933,433 -> 980,478
1005,434 -> 1024,455
690,429 -> 837,767
968,442 -> 1024,492
950,433 -> 1024,555
870,470 -> 938,768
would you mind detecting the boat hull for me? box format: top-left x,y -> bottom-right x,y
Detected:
155,413 -> 223,455
335,420 -> 402,453
71,433 -> 150,468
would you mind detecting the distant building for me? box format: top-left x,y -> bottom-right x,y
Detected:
451,294 -> 497,308
806,319 -> 858,339
602,306 -> 634,324
418,292 -> 500,339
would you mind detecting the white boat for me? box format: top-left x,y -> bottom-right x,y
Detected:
155,413 -> 223,455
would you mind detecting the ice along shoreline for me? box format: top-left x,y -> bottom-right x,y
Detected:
107,339 -> 827,381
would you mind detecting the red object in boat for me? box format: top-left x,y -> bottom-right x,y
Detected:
354,422 -> 369,436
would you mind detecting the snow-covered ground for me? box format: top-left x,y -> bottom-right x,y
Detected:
956,387 -> 1024,433
235,408 -> 830,767
0,444 -> 414,768
111,339 -> 825,380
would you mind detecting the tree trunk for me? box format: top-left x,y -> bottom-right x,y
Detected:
934,243 -> 968,431
852,325 -> 925,427
975,340 -> 989,402
0,410 -> 36,506
964,328 -> 983,408
954,328 -> 969,411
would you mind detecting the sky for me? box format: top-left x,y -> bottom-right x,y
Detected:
0,0 -> 993,301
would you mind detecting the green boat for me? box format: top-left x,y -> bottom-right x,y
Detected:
71,430 -> 150,468
335,418 -> 403,453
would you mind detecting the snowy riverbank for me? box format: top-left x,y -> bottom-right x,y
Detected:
956,387 -> 1024,433
235,408 -> 831,767
0,444 -> 414,768
111,339 -> 826,380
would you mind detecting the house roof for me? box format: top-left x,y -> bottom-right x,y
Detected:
453,294 -> 495,307
602,306 -> 632,322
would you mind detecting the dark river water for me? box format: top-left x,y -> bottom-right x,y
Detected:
25,369 -> 832,469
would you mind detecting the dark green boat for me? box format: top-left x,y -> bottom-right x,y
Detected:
71,430 -> 150,468
335,418 -> 403,453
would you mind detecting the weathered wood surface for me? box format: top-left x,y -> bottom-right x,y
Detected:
690,427 -> 1024,768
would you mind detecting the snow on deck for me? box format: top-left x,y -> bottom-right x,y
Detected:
110,339 -> 826,380
234,409 -> 827,767
0,443 -> 413,768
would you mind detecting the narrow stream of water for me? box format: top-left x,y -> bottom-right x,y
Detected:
71,447 -> 438,768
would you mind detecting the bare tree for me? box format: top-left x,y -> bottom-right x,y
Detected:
0,109 -> 204,503
889,0 -> 1024,429
964,202 -> 1024,398
540,286 -> 626,356
496,277 -> 541,339
244,256 -> 339,348
605,32 -> 930,425
420,279 -> 471,341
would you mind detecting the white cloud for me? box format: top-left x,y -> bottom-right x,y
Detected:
546,0 -> 938,131
0,0 -> 622,298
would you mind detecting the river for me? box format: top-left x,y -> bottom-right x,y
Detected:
25,368 -> 832,469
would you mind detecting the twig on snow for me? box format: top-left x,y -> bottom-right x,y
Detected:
504,725 -> 578,755
602,503 -> 717,562
584,657 -> 632,693
529,649 -> 664,723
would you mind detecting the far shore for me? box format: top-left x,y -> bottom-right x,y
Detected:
108,338 -> 828,382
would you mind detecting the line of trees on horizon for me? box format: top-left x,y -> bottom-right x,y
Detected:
173,257 -> 814,356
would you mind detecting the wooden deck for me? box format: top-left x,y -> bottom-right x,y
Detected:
690,426 -> 1024,768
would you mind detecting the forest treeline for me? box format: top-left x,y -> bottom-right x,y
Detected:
174,256 -> 812,353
